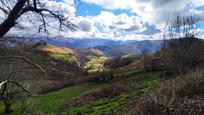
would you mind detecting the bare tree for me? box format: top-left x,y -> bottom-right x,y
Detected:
0,0 -> 76,38
162,15 -> 204,74
166,15 -> 199,39
0,56 -> 46,114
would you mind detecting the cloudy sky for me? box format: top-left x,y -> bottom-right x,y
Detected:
6,0 -> 204,40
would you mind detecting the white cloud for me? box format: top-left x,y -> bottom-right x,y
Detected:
76,0 -> 204,40
65,11 -> 150,40
189,9 -> 204,22
81,0 -> 203,25
78,20 -> 92,32
191,0 -> 204,7
2,0 -> 204,41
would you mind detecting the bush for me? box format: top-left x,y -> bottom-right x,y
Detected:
40,80 -> 70,93
163,37 -> 204,74
87,71 -> 115,83
71,82 -> 134,106
104,56 -> 139,69
126,69 -> 204,115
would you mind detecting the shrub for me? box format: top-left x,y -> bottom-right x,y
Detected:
162,37 -> 204,74
104,56 -> 139,69
71,82 -> 134,106
86,71 -> 115,83
40,80 -> 68,93
126,69 -> 204,115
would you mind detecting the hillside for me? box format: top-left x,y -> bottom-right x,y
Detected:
0,42 -> 164,114
0,44 -> 91,92
83,46 -> 127,57
37,44 -> 90,67
35,38 -> 162,57
0,68 -> 162,114
0,0 -> 203,114
38,44 -> 75,54
0,38 -> 203,115
82,40 -> 161,57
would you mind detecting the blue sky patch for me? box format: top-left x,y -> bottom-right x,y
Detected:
77,0 -> 136,17
76,0 -> 102,16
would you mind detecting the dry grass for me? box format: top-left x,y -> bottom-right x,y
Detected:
121,69 -> 204,115
86,48 -> 105,56
38,44 -> 75,54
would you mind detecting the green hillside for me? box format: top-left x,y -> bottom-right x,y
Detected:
2,38 -> 202,115
0,45 -> 164,114
0,69 -> 161,114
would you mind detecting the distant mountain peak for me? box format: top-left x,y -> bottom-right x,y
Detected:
34,37 -> 162,57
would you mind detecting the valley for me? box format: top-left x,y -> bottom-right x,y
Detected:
0,40 -> 163,114
1,36 -> 204,115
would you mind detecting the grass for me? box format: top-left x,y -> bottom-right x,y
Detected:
62,70 -> 162,114
49,53 -> 76,63
87,55 -> 97,60
0,83 -> 108,115
0,69 -> 161,115
122,54 -> 141,59
0,49 -> 162,114
38,44 -> 74,54
63,91 -> 141,115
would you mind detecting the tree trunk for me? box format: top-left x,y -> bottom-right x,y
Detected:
4,102 -> 12,113
0,19 -> 16,38
0,0 -> 27,38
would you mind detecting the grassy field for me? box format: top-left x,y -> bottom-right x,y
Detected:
0,69 -> 161,115
0,47 -> 162,114
49,53 -> 76,63
0,83 -> 108,115
122,54 -> 141,59
62,70 -> 161,114
38,44 -> 74,55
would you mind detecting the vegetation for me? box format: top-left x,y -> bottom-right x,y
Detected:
162,15 -> 204,74
49,53 -> 76,63
122,54 -> 141,59
62,70 -> 162,114
0,52 -> 162,114
0,83 -> 108,114
104,54 -> 141,69
85,56 -> 108,72
0,68 -> 161,114
128,69 -> 204,115
130,15 -> 204,115
0,55 -> 46,113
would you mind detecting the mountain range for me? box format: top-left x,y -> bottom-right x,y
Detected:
35,37 -> 162,57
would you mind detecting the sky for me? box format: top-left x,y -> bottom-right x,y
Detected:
4,0 -> 204,41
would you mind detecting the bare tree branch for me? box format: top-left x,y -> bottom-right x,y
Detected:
0,56 -> 47,77
0,0 -> 76,38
